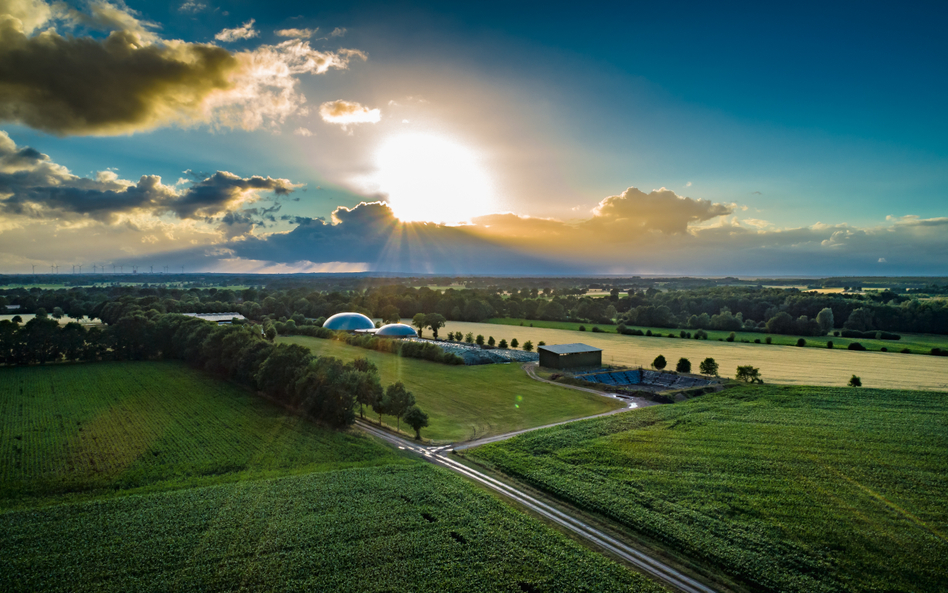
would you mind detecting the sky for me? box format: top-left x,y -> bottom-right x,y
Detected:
0,0 -> 946,276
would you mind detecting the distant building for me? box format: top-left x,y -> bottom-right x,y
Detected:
538,343 -> 602,369
5,305 -> 20,311
182,312 -> 245,325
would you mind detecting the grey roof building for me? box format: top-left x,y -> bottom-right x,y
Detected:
538,343 -> 602,369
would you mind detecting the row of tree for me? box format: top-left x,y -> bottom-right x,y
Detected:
0,310 -> 430,436
4,281 -> 946,337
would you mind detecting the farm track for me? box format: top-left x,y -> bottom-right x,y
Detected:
356,419 -> 718,593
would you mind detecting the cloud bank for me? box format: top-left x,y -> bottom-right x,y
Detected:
1,131 -> 946,275
0,131 -> 296,224
0,1 -> 367,135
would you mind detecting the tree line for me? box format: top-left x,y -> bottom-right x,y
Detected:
4,281 -> 947,338
0,309 -> 430,436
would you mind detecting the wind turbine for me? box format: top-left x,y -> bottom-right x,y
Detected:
77,264 -> 82,274
93,264 -> 97,273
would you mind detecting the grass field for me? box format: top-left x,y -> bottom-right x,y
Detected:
468,384 -> 948,593
0,464 -> 664,593
484,317 -> 948,354
279,335 -> 625,442
0,362 -> 406,508
439,320 -> 948,391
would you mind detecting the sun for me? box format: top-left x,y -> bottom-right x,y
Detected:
372,133 -> 496,224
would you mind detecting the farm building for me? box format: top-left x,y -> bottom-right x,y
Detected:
323,312 -> 375,331
375,323 -> 418,337
538,343 -> 602,369
182,312 -> 245,325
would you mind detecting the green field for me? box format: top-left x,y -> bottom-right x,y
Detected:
485,317 -> 948,354
279,335 -> 625,442
0,362 -> 406,508
438,320 -> 948,391
0,464 -> 664,593
468,384 -> 948,593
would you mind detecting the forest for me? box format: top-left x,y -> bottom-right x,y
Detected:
3,279 -> 948,336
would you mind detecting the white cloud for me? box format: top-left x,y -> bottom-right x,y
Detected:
215,19 -> 258,42
294,127 -> 313,136
879,257 -> 887,263
274,27 -> 317,38
203,41 -> 368,130
330,27 -> 346,37
685,181 -> 692,187
178,1 -> 206,13
319,99 -> 381,131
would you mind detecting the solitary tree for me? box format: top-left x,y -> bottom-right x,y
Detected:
498,339 -> 508,349
699,357 -> 719,376
351,358 -> 383,419
816,307 -> 834,334
676,357 -> 691,373
848,374 -> 862,387
510,338 -> 519,348
523,340 -> 533,352
465,332 -> 475,344
488,336 -> 495,347
736,365 -> 762,383
425,313 -> 446,339
403,405 -> 430,440
537,341 -> 545,347
475,334 -> 485,346
380,305 -> 401,325
385,382 -> 416,433
412,313 -> 427,335
652,354 -> 667,370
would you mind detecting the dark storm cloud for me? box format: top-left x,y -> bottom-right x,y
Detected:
0,1 -> 367,136
0,20 -> 238,136
229,201 -> 579,274
0,131 -> 297,222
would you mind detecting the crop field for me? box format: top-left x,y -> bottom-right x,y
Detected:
279,336 -> 625,442
0,362 -> 405,508
440,320 -> 948,391
0,464 -> 665,593
468,384 -> 948,593
483,317 -> 948,354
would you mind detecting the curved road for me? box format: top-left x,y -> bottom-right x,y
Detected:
356,419 -> 718,593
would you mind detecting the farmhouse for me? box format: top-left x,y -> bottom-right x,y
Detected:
538,343 -> 602,369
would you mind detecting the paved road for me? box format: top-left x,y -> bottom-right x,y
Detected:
356,419 -> 718,593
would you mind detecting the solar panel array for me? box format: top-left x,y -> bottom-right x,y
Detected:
574,370 -> 643,385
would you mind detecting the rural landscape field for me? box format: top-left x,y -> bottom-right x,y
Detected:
2,0 -> 948,590
0,360 -> 664,592
438,321 -> 948,391
468,384 -> 948,593
279,335 -> 626,442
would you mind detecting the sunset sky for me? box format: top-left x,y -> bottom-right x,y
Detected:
1,0 -> 946,275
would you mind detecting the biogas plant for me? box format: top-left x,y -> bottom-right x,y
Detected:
323,312 -> 419,337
